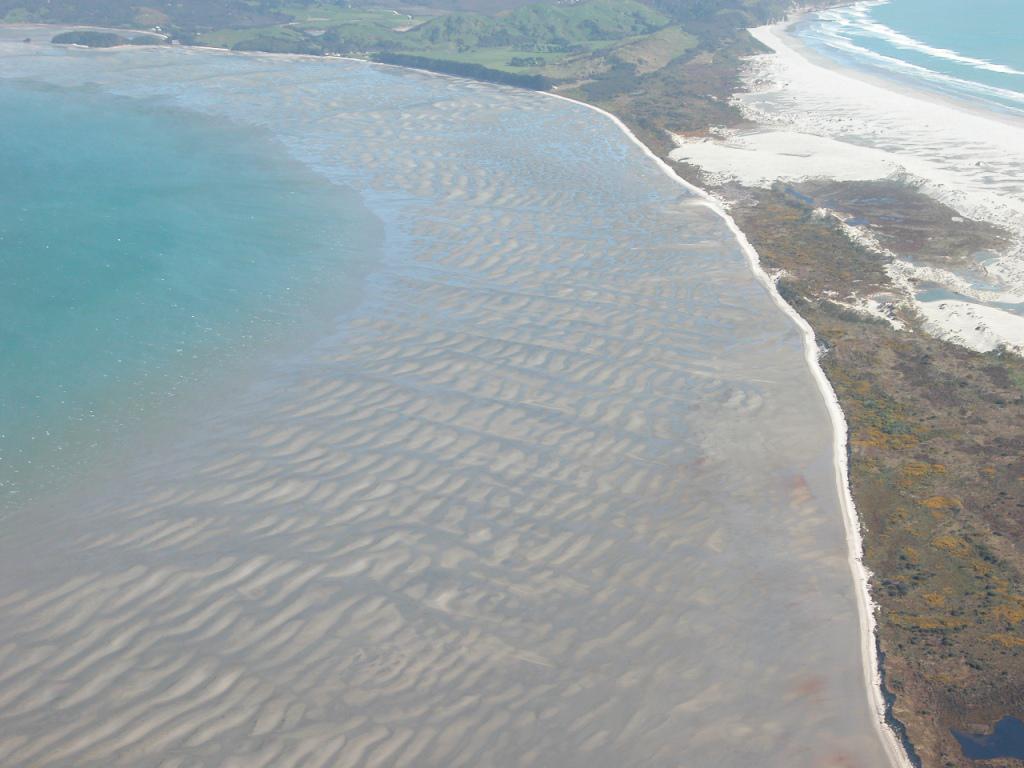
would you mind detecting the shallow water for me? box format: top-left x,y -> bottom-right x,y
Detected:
915,284 -> 1024,317
954,716 -> 1024,761
0,31 -> 890,767
0,78 -> 379,505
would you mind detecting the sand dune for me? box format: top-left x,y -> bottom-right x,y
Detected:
670,17 -> 1024,355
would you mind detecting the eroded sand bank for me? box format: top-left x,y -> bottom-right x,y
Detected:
0,34 -> 893,767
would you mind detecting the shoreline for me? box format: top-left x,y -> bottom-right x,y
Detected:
771,9 -> 1024,131
543,90 -> 914,768
298,52 -> 920,761
672,7 -> 1024,357
333,9 -> 1020,765
295,56 -> 927,762
670,5 -> 1024,762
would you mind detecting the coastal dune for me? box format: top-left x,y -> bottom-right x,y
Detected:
0,37 -> 894,767
678,21 -> 1024,241
670,16 -> 1024,355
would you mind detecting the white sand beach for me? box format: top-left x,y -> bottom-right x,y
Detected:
670,12 -> 1024,355
915,298 -> 1024,354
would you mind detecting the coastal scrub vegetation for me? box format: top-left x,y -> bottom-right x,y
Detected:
728,187 -> 1024,768
50,28 -> 163,45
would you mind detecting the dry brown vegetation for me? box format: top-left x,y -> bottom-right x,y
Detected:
729,190 -> 1024,768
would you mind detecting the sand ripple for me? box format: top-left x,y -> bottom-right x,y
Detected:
0,38 -> 890,767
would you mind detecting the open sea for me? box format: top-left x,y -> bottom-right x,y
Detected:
801,0 -> 1024,116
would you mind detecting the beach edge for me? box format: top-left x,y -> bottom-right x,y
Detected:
543,90 -> 915,768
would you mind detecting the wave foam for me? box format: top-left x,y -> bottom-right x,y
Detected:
814,31 -> 1024,111
831,1 -> 1024,77
742,22 -> 1024,247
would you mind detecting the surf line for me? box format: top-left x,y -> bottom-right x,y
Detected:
543,90 -> 915,768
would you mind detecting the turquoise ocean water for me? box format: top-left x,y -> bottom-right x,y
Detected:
0,81 -> 377,504
799,0 -> 1024,115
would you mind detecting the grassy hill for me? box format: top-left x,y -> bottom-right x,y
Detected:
409,0 -> 669,49
177,0 -> 699,91
2,0 -> 778,90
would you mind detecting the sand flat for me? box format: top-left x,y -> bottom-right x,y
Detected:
0,32 -> 892,767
